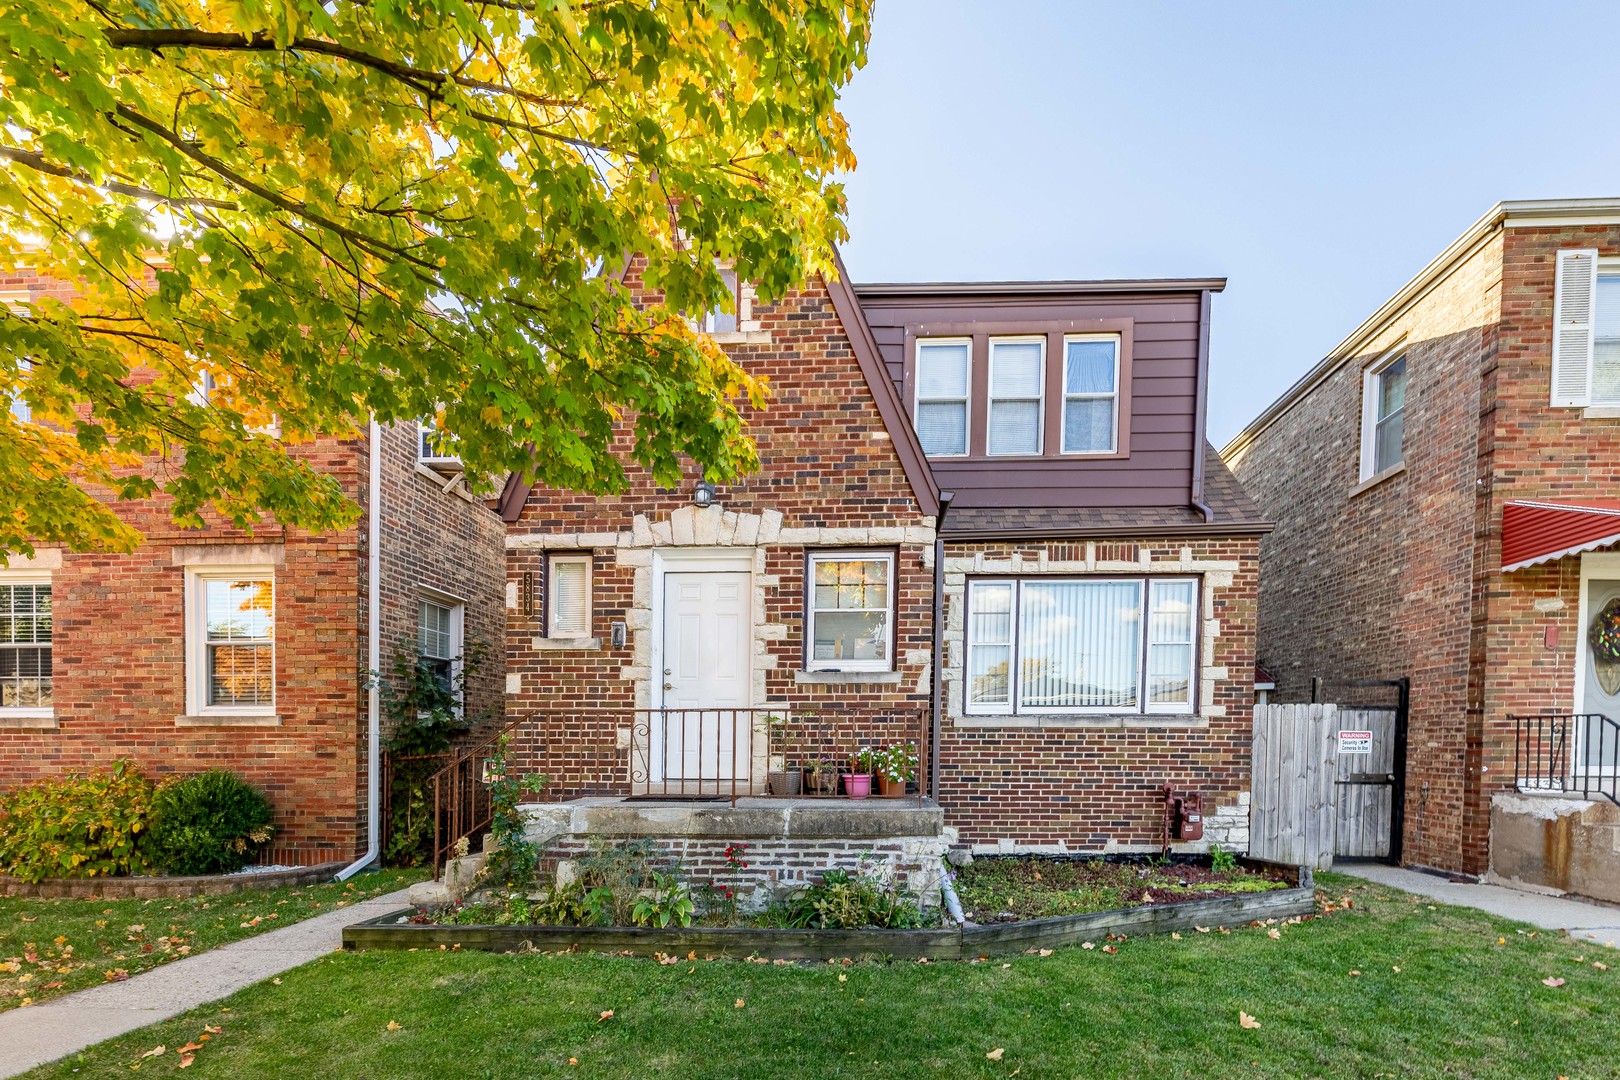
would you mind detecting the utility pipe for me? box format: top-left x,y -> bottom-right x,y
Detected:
337,417 -> 383,881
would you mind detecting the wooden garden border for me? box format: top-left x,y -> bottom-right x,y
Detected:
343,866 -> 1316,960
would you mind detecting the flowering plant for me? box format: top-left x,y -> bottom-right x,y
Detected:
1591,600 -> 1620,663
874,743 -> 919,784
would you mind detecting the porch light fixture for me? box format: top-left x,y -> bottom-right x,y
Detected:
692,479 -> 716,508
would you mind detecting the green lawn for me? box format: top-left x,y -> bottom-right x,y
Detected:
0,868 -> 424,1010
17,873 -> 1619,1078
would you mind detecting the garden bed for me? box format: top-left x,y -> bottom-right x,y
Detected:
344,862 -> 1314,960
954,853 -> 1294,922
0,862 -> 346,900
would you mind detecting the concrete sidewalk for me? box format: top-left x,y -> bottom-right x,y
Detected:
1336,863 -> 1620,947
0,885 -> 413,1078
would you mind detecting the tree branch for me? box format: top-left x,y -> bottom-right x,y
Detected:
0,144 -> 238,209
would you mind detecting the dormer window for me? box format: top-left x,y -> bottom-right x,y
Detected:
1062,335 -> 1120,454
987,337 -> 1044,455
914,339 -> 971,457
418,418 -> 462,474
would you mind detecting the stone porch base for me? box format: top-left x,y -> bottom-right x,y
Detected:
521,798 -> 954,909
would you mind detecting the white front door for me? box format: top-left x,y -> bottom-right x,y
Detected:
656,571 -> 751,784
1577,564 -> 1620,776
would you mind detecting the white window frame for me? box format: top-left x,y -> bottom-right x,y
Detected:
418,418 -> 460,466
184,566 -> 276,718
805,549 -> 896,673
963,575 -> 1198,717
547,554 -> 592,639
913,337 -> 972,458
1358,348 -> 1407,481
986,336 -> 1046,456
417,589 -> 465,711
1060,333 -> 1122,455
701,266 -> 742,335
1593,261 -> 1620,408
0,570 -> 52,719
1144,577 -> 1198,715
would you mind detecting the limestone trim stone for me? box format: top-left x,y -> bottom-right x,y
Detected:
940,551 -> 1238,726
174,714 -> 282,728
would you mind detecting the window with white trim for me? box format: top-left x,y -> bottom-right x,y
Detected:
547,554 -> 592,638
807,551 -> 894,672
987,337 -> 1044,455
186,569 -> 274,715
964,576 -> 1197,715
418,418 -> 459,465
1359,353 -> 1406,479
914,339 -> 970,456
417,597 -> 463,699
1550,249 -> 1620,408
701,267 -> 741,335
0,576 -> 51,715
1062,335 -> 1121,454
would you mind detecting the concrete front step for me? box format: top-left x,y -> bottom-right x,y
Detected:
521,796 -> 946,842
1489,792 -> 1620,905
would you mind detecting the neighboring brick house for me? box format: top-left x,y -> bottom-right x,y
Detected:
0,273 -> 507,867
501,255 -> 1270,855
1223,198 -> 1620,889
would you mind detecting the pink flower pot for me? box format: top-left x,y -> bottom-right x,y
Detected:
842,772 -> 872,799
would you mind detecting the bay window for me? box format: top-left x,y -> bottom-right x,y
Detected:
965,576 -> 1197,715
807,551 -> 895,672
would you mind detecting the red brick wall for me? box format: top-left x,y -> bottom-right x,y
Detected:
936,534 -> 1261,851
505,268 -> 935,780
1225,233 -> 1500,873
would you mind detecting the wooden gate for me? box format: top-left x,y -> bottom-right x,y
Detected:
1250,682 -> 1408,870
1249,703 -> 1339,870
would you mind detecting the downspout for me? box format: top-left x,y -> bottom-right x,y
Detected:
337,416 -> 383,881
1190,289 -> 1216,523
928,492 -> 952,801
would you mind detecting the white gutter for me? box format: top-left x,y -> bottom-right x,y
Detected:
337,416 -> 383,880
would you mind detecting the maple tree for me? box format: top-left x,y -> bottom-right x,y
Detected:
0,0 -> 869,555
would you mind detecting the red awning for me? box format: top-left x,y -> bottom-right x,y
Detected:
1501,499 -> 1620,572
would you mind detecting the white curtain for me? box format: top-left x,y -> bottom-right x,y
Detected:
988,340 -> 1042,454
1019,581 -> 1141,709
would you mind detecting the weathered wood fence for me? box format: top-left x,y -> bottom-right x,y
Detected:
1250,703 -> 1400,871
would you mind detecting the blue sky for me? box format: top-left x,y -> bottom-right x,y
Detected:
835,0 -> 1620,445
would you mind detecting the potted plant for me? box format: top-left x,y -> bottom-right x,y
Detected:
843,748 -> 875,800
762,715 -> 802,795
874,742 -> 918,798
803,757 -> 838,796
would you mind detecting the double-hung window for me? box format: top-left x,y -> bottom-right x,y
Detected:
547,554 -> 592,638
806,551 -> 895,672
987,337 -> 1044,455
1062,335 -> 1121,453
914,339 -> 970,457
418,418 -> 459,466
418,597 -> 462,700
964,576 -> 1197,716
1359,353 -> 1406,479
186,569 -> 275,716
701,267 -> 741,335
0,575 -> 51,716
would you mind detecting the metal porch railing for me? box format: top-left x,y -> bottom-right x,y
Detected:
405,704 -> 931,878
1511,712 -> 1620,807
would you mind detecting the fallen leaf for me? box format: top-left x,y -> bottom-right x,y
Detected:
1594,962 -> 1609,971
1392,966 -> 1401,973
838,973 -> 847,982
1102,945 -> 1118,955
177,1042 -> 204,1054
1038,949 -> 1053,957
1171,933 -> 1182,940
686,951 -> 696,961
1195,926 -> 1210,934
271,978 -> 281,986
386,1021 -> 401,1031
1266,928 -> 1281,940
986,1048 -> 1005,1061
598,1010 -> 614,1022
1081,942 -> 1095,950
139,1047 -> 165,1060
1542,977 -> 1566,988
1349,971 -> 1361,977
1498,937 -> 1506,945
568,1058 -> 578,1066
1240,1011 -> 1261,1029
178,1054 -> 194,1069
204,1027 -> 221,1035
734,998 -> 745,1009
1001,963 -> 1011,970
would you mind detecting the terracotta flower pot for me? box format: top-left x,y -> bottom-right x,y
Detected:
842,772 -> 872,799
876,773 -> 908,798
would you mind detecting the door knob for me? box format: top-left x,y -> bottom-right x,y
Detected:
663,668 -> 672,675
663,683 -> 674,691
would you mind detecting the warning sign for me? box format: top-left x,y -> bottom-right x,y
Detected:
1338,730 -> 1373,755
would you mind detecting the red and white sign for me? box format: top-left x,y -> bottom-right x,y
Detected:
1338,730 -> 1373,755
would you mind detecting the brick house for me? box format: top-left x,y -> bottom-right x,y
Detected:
1223,198 -> 1620,895
1,273 -> 507,868
499,253 -> 1269,874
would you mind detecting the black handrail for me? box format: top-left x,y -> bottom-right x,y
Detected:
1511,713 -> 1620,807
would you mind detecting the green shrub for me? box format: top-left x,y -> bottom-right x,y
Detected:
145,770 -> 275,875
0,760 -> 154,882
782,866 -> 928,929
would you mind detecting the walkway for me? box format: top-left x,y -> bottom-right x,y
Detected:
1337,863 -> 1620,947
0,885 -> 413,1078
